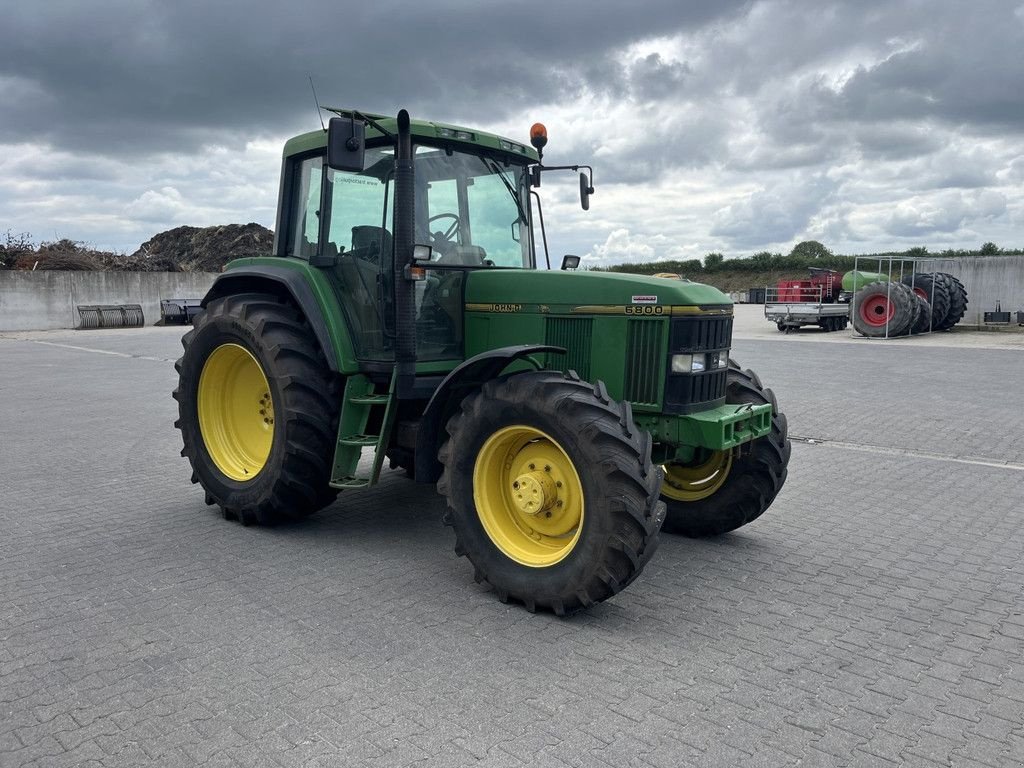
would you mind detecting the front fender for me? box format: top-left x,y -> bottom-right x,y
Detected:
413,344 -> 565,483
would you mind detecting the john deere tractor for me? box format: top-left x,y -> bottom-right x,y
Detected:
174,109 -> 790,614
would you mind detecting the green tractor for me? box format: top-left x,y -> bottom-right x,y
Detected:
174,109 -> 790,614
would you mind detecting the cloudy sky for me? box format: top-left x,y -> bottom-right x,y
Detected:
2,0 -> 1022,266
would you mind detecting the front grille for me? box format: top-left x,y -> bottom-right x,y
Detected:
664,315 -> 732,414
624,319 -> 663,405
670,315 -> 733,352
545,317 -> 592,380
663,370 -> 728,413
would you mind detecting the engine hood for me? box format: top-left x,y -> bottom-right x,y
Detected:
464,269 -> 731,311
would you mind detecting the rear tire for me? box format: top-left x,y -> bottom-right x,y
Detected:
901,273 -> 950,329
934,273 -> 968,330
174,293 -> 339,525
910,295 -> 932,334
438,371 -> 665,615
659,360 -> 791,537
852,281 -> 916,337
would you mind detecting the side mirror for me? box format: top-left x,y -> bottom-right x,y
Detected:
327,117 -> 365,172
412,243 -> 433,262
579,172 -> 594,211
560,254 -> 581,271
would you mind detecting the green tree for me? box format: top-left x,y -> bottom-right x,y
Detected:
704,252 -> 724,270
789,240 -> 832,260
979,242 -> 1000,255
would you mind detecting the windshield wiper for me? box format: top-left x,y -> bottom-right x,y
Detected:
481,157 -> 530,226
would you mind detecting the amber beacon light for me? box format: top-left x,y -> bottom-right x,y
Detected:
529,123 -> 548,151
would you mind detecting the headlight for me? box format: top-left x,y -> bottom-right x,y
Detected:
708,350 -> 729,369
672,351 -> 729,373
671,353 -> 704,373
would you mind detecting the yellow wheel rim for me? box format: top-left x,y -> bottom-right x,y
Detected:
473,425 -> 584,567
662,450 -> 733,502
197,343 -> 274,482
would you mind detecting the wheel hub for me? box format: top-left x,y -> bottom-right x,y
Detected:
511,471 -> 557,516
860,294 -> 895,327
473,425 -> 584,567
197,343 -> 274,482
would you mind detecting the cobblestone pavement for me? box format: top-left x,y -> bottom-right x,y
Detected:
1,328 -> 1022,767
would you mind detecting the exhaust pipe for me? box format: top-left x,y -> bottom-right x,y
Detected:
393,109 -> 416,397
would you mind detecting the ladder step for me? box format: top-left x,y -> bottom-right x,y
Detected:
339,434 -> 378,447
331,475 -> 370,489
349,394 -> 390,405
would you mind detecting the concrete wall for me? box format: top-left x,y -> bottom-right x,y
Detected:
0,271 -> 218,331
922,256 -> 1024,325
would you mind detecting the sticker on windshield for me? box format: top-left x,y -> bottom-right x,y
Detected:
631,295 -> 658,304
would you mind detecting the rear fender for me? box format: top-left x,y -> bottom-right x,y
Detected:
202,264 -> 356,373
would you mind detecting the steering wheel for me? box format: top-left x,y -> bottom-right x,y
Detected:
427,213 -> 461,255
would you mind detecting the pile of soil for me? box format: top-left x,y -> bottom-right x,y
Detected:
2,223 -> 274,272
129,223 -> 274,272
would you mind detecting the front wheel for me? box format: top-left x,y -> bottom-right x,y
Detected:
659,360 -> 791,537
438,371 -> 665,615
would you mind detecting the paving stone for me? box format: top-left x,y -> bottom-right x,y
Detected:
0,328 -> 1021,767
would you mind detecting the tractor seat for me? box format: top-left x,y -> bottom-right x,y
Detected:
350,226 -> 393,263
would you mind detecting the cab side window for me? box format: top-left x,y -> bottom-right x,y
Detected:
286,156 -> 323,259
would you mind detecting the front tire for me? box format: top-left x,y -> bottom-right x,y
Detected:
438,371 -> 665,615
659,360 -> 791,537
173,293 -> 339,525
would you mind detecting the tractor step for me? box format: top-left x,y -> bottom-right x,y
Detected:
329,373 -> 397,491
348,394 -> 390,405
338,434 -> 378,447
332,476 -> 371,489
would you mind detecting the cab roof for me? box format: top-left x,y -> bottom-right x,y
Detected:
282,108 -> 541,163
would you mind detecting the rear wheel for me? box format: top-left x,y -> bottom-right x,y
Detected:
659,360 -> 790,537
852,281 -> 916,337
934,272 -> 968,330
174,293 -> 339,525
901,273 -> 950,329
910,295 -> 932,334
438,371 -> 665,615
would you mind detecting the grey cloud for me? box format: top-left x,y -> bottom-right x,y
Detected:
710,172 -> 838,248
2,0 -> 1022,255
0,0 -> 747,155
884,189 -> 1008,238
628,54 -> 692,102
853,123 -> 942,162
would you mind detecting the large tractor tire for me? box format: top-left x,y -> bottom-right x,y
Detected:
901,273 -> 950,329
934,272 -> 968,330
852,281 -> 917,337
438,370 -> 665,615
659,360 -> 791,537
910,294 -> 932,334
174,293 -> 339,525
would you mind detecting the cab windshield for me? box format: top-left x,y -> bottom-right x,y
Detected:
414,145 -> 534,269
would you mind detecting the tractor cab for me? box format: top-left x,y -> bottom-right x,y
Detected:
275,111 -> 551,363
